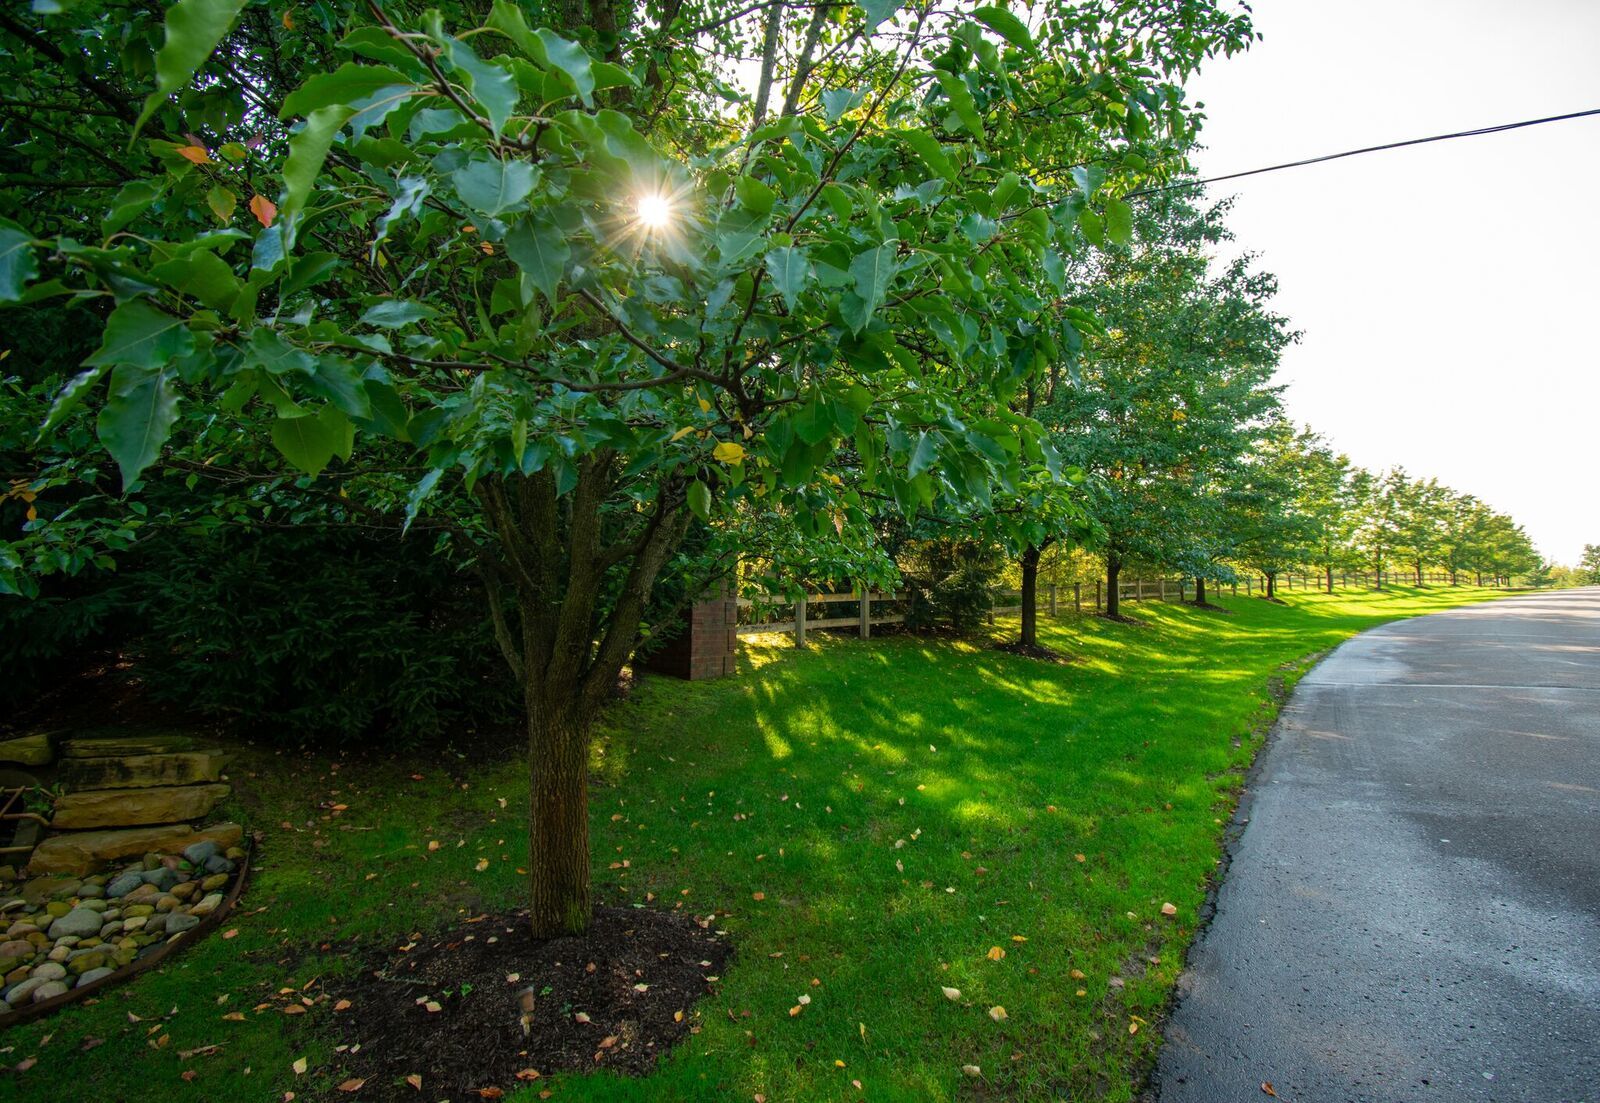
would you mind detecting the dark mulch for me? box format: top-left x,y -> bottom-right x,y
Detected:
1186,601 -> 1233,614
1097,612 -> 1149,626
327,905 -> 732,1100
993,640 -> 1076,663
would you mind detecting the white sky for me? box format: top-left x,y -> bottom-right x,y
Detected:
1185,0 -> 1600,564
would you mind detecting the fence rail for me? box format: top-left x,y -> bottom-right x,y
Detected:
736,570 -> 1507,648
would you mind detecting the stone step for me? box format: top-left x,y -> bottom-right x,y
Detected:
59,733 -> 201,759
59,751 -> 228,791
25,822 -> 244,877
50,783 -> 231,830
0,733 -> 55,767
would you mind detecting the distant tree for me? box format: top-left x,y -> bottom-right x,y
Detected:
1230,419 -> 1316,600
1580,544 -> 1600,585
1358,467 -> 1410,589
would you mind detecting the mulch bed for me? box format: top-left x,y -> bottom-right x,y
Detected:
327,905 -> 732,1100
993,640 -> 1076,663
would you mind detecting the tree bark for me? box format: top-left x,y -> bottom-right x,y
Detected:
1019,544 -> 1040,647
1265,570 -> 1276,599
1413,559 -> 1423,586
1326,564 -> 1334,592
1194,576 -> 1206,605
1105,552 -> 1121,619
526,700 -> 593,935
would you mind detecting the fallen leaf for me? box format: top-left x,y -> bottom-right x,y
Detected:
222,1012 -> 246,1022
1128,1022 -> 1139,1035
475,859 -> 489,872
334,999 -> 352,1012
988,1005 -> 1008,1022
515,1069 -> 541,1080
427,840 -> 442,852
292,1057 -> 308,1075
222,929 -> 239,940
16,1057 -> 36,1072
941,986 -> 961,1001
1261,1085 -> 1278,1098
405,1074 -> 422,1091
797,994 -> 811,1005
1074,853 -> 1086,863
789,1005 -> 803,1017
673,1010 -> 684,1023
338,1079 -> 366,1092
751,892 -> 765,901
1069,969 -> 1086,980
574,1012 -> 591,1024
986,946 -> 1006,961
476,1089 -> 503,1099
425,1001 -> 442,1013
962,1065 -> 981,1077
182,1070 -> 197,1083
1161,902 -> 1178,917
282,1005 -> 306,1016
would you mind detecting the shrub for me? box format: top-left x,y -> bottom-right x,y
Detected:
898,539 -> 1000,632
131,531 -> 516,747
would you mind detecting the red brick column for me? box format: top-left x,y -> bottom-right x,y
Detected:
636,589 -> 738,680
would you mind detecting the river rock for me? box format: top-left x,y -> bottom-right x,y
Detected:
47,907 -> 104,940
181,840 -> 220,866
170,881 -> 198,901
189,892 -> 224,918
76,966 -> 114,987
165,913 -> 200,935
31,980 -> 69,1003
59,733 -> 201,758
142,867 -> 180,892
106,871 -> 145,898
30,961 -> 66,982
200,874 -> 229,892
122,915 -> 147,932
0,939 -> 32,960
4,977 -> 46,1005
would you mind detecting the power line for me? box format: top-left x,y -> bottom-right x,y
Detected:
1127,106 -> 1600,198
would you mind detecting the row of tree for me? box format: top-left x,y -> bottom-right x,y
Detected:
0,0 -> 1544,939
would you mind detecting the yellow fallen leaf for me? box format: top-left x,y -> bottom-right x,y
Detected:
962,1065 -> 981,1077
1074,853 -> 1086,863
425,1001 -> 442,1013
406,1074 -> 422,1091
789,1005 -> 802,1017
1076,988 -> 1088,997
941,986 -> 961,1001
337,1079 -> 366,1092
1069,969 -> 1086,980
673,1010 -> 684,1023
475,858 -> 489,872
1128,1021 -> 1139,1034
988,1006 -> 1007,1022
427,840 -> 441,851
1161,902 -> 1178,917
986,946 -> 1005,961
222,1011 -> 246,1022
292,1057 -> 308,1075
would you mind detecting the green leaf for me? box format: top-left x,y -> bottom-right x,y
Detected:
38,365 -> 109,437
735,176 -> 777,217
282,64 -> 411,118
270,404 -> 352,477
847,243 -> 898,332
505,215 -> 570,304
360,300 -> 437,329
935,72 -> 982,137
402,469 -> 444,534
1104,197 -> 1133,246
135,0 -> 247,135
1078,207 -> 1105,247
282,105 -> 354,222
908,431 -> 939,478
85,301 -> 194,369
764,246 -> 811,312
0,219 -> 38,302
452,156 -> 538,217
150,250 -> 242,313
96,365 -> 180,488
897,129 -> 956,183
858,0 -> 898,31
530,29 -> 595,108
436,34 -> 518,135
688,479 -> 711,521
972,6 -> 1034,51
103,179 -> 169,235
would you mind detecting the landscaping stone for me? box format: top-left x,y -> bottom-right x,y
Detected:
76,966 -> 114,987
5,977 -> 46,1005
0,733 -> 54,766
60,751 -> 228,792
165,913 -> 200,935
25,822 -> 243,877
170,881 -> 197,900
142,867 -> 180,891
30,962 -> 66,982
189,893 -> 224,918
47,908 -> 103,940
51,783 -> 232,830
106,871 -> 144,898
200,873 -> 229,892
31,980 -> 68,1003
59,733 -> 201,758
202,855 -> 235,875
182,840 -> 220,866
0,939 -> 31,960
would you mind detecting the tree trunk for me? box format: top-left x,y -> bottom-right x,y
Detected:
1194,576 -> 1206,605
1326,564 -> 1334,592
1105,553 -> 1122,619
1019,544 -> 1041,647
1414,560 -> 1423,586
1266,571 -> 1276,599
1476,570 -> 1483,586
526,701 -> 593,935
1374,555 -> 1383,590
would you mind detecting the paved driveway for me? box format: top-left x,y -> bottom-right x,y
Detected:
1155,588 -> 1600,1103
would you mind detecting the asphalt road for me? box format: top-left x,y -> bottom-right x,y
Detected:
1154,588 -> 1600,1103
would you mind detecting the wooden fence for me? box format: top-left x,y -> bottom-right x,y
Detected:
737,570 -> 1503,647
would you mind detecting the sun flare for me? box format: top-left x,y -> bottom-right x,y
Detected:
635,191 -> 673,231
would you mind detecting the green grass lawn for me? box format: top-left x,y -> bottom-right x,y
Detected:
4,584 -> 1508,1101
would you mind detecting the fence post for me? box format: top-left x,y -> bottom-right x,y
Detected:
1049,584 -> 1058,617
1180,579 -> 1187,602
1074,582 -> 1081,613
1246,576 -> 1252,596
859,590 -> 871,640
1161,578 -> 1169,601
1232,580 -> 1237,597
1096,580 -> 1102,611
794,595 -> 807,648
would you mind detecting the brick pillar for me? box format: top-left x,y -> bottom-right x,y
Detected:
636,587 -> 738,681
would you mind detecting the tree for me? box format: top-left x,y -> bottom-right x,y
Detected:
1292,431 -> 1368,591
1044,193 -> 1290,617
1,0 -> 1256,934
1230,418 -> 1315,600
1581,543 -> 1600,585
1357,467 -> 1410,589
